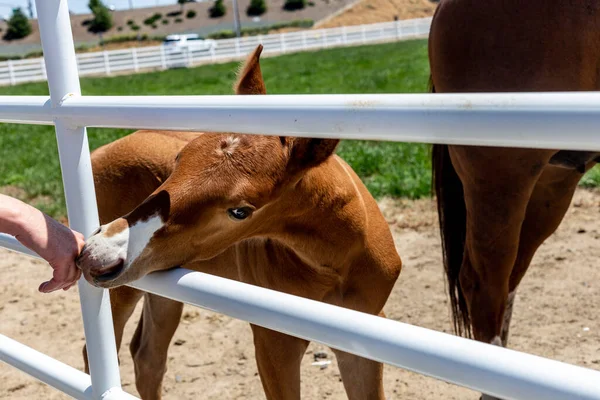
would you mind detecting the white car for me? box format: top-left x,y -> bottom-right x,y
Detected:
162,34 -> 217,56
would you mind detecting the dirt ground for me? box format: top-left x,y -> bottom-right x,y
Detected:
1,188 -> 599,399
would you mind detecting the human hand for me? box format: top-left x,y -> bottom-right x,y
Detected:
31,215 -> 86,293
0,195 -> 86,293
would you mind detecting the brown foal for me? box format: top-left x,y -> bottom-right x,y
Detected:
76,45 -> 402,399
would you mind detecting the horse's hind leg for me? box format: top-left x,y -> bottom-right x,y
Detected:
130,293 -> 183,400
251,325 -> 309,400
500,165 -> 592,346
451,146 -> 554,345
82,285 -> 144,374
331,312 -> 386,400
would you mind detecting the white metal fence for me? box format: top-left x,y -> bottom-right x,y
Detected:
0,18 -> 431,86
1,1 -> 600,400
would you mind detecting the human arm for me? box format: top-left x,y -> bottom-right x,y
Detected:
0,194 -> 85,293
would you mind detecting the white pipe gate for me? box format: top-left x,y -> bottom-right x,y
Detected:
1,1 -> 599,399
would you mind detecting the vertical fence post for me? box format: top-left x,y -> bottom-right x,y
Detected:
187,47 -> 193,67
342,26 -> 348,45
7,60 -> 16,85
132,48 -> 139,72
210,44 -> 216,62
323,30 -> 328,48
160,46 -> 167,69
34,0 -> 123,398
235,38 -> 241,57
301,31 -> 308,50
361,25 -> 367,44
40,58 -> 47,80
396,19 -> 402,40
102,50 -> 111,75
280,33 -> 286,53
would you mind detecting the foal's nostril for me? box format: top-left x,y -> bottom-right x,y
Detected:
90,258 -> 126,282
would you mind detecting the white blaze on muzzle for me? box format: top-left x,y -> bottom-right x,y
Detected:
87,214 -> 164,268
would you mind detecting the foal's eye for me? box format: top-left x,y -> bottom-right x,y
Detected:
227,207 -> 253,221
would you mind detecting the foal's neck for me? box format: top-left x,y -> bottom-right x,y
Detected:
264,157 -> 366,269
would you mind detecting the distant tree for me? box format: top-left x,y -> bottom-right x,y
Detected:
4,8 -> 32,40
247,0 -> 267,16
178,0 -> 187,12
209,0 -> 226,18
88,0 -> 113,34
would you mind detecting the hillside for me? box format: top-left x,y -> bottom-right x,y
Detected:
0,0 -> 353,56
316,0 -> 437,28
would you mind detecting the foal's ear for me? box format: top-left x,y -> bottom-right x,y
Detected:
283,137 -> 340,174
234,44 -> 266,95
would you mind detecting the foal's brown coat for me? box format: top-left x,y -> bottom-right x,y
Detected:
79,45 -> 402,399
429,0 -> 599,351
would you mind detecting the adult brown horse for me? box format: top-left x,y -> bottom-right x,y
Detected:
430,0 -> 599,398
76,45 -> 402,400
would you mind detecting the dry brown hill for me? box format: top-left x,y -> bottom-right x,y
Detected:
316,0 -> 437,28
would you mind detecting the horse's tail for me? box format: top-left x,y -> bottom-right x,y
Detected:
428,74 -> 436,93
430,75 -> 471,337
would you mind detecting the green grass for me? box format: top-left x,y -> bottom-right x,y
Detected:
0,39 -> 598,218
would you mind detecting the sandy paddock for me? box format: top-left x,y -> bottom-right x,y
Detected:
1,188 -> 599,399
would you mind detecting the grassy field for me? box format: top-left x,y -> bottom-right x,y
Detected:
0,40 -> 598,218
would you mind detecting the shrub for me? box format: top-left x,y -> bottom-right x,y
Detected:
127,19 -> 135,25
174,17 -> 183,23
186,10 -> 197,18
167,10 -> 182,17
4,8 -> 32,40
101,34 -> 149,45
162,19 -> 169,24
143,12 -> 163,25
24,50 -> 43,58
209,0 -> 226,18
117,26 -> 123,31
207,19 -> 313,39
130,24 -> 140,31
88,0 -> 113,33
247,0 -> 267,16
284,0 -> 306,10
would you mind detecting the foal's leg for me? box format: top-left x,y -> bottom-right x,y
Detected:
251,325 -> 309,400
500,165 -> 590,346
82,286 -> 144,373
129,293 -> 183,400
450,146 -> 553,344
331,311 -> 387,400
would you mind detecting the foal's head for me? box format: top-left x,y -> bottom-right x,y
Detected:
77,45 -> 339,288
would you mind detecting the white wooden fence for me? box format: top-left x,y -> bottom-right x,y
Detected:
0,17 -> 431,86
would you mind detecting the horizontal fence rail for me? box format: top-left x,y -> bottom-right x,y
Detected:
1,93 -> 600,151
1,233 -> 600,400
0,18 -> 431,87
0,335 -> 137,400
